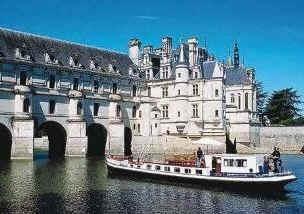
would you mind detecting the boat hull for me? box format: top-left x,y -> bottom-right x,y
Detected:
106,160 -> 296,192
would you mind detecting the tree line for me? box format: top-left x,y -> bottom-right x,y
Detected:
256,82 -> 304,126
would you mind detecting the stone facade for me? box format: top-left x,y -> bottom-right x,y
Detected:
0,28 -> 257,159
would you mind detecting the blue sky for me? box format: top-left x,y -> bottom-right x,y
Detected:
0,0 -> 303,104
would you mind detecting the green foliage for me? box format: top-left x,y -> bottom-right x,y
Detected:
255,81 -> 267,117
265,88 -> 302,125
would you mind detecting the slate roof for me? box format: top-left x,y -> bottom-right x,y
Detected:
0,28 -> 136,77
225,66 -> 252,85
201,61 -> 216,79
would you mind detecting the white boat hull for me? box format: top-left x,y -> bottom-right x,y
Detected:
106,158 -> 297,190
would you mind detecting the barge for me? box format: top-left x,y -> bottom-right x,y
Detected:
106,153 -> 297,191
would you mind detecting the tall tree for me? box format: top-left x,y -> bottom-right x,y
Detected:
265,88 -> 302,125
255,81 -> 268,119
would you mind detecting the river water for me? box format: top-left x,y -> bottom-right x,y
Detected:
0,154 -> 303,214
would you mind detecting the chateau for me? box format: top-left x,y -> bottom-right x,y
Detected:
0,28 -> 257,160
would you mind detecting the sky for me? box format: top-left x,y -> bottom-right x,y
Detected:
0,0 -> 303,105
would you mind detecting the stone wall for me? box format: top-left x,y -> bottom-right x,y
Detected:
239,126 -> 304,154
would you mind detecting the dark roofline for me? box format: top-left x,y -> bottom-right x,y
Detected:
0,27 -> 126,56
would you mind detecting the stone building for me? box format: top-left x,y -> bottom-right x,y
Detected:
0,28 -> 257,160
132,37 -> 257,145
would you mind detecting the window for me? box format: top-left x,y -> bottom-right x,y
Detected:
174,167 -> 181,173
138,124 -> 141,134
20,71 -> 27,86
155,165 -> 161,170
146,164 -> 152,170
215,89 -> 219,97
49,100 -> 55,114
178,73 -> 181,78
231,94 -> 235,103
133,123 -> 136,130
93,103 -> 99,116
193,84 -> 198,96
49,74 -> 55,89
132,85 -> 137,97
178,111 -> 181,117
196,169 -> 202,175
224,159 -> 234,167
146,71 -> 150,80
112,83 -> 117,94
215,110 -> 219,117
192,104 -> 198,118
185,168 -> 191,174
236,159 -> 247,167
148,87 -> 151,97
238,94 -> 241,109
93,80 -> 99,93
77,102 -> 82,115
132,106 -> 137,118
178,89 -> 181,95
155,123 -> 157,128
162,105 -> 168,118
164,166 -> 170,172
73,78 -> 79,90
23,98 -> 30,113
162,87 -> 168,98
194,72 -> 198,79
245,93 -> 249,109
139,110 -> 142,118
116,105 -> 121,117
154,114 -> 158,118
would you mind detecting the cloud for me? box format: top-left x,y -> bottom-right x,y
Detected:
134,15 -> 159,20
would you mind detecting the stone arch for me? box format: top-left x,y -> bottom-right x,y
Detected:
87,123 -> 107,157
37,121 -> 67,159
124,127 -> 132,156
0,123 -> 12,160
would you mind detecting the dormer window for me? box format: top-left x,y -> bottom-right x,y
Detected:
15,48 -> 31,61
108,64 -> 114,72
45,53 -> 58,64
89,60 -> 96,70
69,56 -> 83,68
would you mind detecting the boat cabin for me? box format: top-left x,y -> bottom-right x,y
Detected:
205,154 -> 264,174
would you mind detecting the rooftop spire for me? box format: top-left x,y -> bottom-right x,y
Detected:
233,41 -> 240,68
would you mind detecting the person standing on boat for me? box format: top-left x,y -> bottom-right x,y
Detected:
263,156 -> 269,174
196,147 -> 203,167
271,147 -> 281,173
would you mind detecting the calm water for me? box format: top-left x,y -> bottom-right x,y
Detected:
0,155 -> 303,214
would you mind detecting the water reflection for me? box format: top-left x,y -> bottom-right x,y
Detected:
0,155 -> 303,213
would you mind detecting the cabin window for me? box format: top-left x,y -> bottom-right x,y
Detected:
236,159 -> 247,167
224,159 -> 234,167
155,165 -> 161,171
184,168 -> 191,174
196,169 -> 202,175
174,167 -> 180,173
164,166 -> 170,172
146,164 -> 152,170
